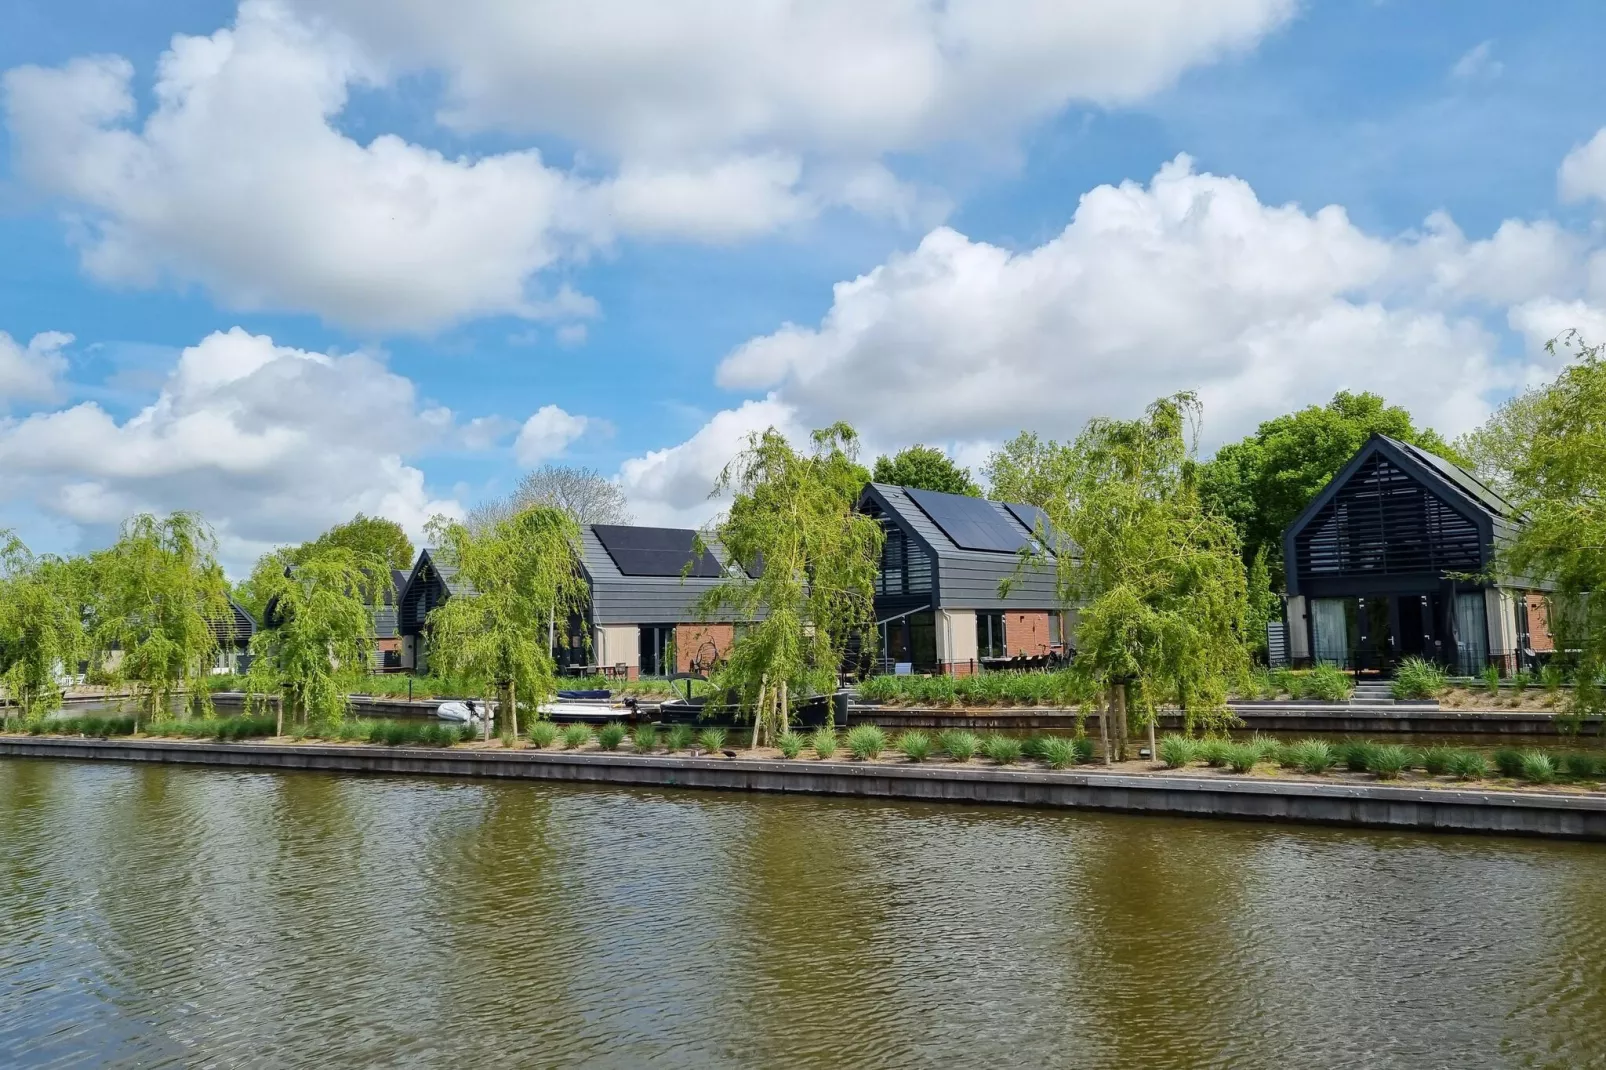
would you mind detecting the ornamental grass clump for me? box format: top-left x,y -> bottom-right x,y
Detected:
896,730 -> 932,762
696,727 -> 728,753
597,722 -> 627,751
845,724 -> 887,760
1562,752 -> 1601,781
981,734 -> 1023,766
776,731 -> 805,759
1307,664 -> 1354,702
1198,738 -> 1232,768
1492,747 -> 1525,779
1420,747 -> 1456,776
1224,743 -> 1260,774
561,723 -> 594,750
1158,735 -> 1198,769
1392,657 -> 1449,700
1071,737 -> 1095,763
527,721 -> 559,749
1368,744 -> 1411,780
1447,749 -> 1488,781
939,730 -> 978,762
1337,739 -> 1378,773
1291,739 -> 1336,775
631,724 -> 658,753
1518,749 -> 1557,784
664,724 -> 693,752
810,726 -> 838,760
1483,665 -> 1503,695
1040,737 -> 1077,770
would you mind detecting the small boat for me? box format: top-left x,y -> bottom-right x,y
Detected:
436,699 -> 491,724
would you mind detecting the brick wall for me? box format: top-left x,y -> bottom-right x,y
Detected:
940,660 -> 978,677
1526,593 -> 1555,653
1005,611 -> 1051,657
676,623 -> 734,673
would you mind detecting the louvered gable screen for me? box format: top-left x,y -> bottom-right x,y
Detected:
1295,454 -> 1483,580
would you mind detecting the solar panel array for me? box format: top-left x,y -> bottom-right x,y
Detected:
905,488 -> 1029,554
1005,502 -> 1053,545
592,525 -> 724,578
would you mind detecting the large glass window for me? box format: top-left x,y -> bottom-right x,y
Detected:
639,625 -> 675,677
977,612 -> 1006,659
1310,599 -> 1349,666
1048,613 -> 1063,647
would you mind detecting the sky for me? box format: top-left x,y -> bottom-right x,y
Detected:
4,0 -> 1606,575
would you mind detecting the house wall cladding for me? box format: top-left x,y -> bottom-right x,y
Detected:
675,623 -> 733,673
578,527 -> 728,626
1525,594 -> 1555,653
1005,611 -> 1051,657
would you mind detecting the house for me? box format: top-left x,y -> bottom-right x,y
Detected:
397,526 -> 744,679
211,598 -> 257,673
1282,433 -> 1553,675
371,568 -> 410,671
856,484 -> 1066,675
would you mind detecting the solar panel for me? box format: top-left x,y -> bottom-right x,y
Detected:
592,525 -> 724,578
1005,502 -> 1052,542
905,488 -> 1028,554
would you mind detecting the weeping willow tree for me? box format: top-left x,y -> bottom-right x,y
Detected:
425,505 -> 588,737
0,533 -> 87,728
1032,394 -> 1251,760
90,513 -> 231,728
244,547 -> 386,732
695,423 -> 883,747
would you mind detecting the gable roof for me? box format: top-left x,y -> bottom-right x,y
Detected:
211,598 -> 257,644
578,524 -> 740,625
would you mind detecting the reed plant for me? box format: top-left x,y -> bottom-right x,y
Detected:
1540,663 -> 1564,693
938,729 -> 978,762
1420,747 -> 1456,776
1224,742 -> 1260,774
1290,739 -> 1335,775
1072,737 -> 1095,764
1158,734 -> 1198,769
1492,747 -> 1525,778
1392,657 -> 1449,700
631,724 -> 658,752
845,724 -> 887,760
561,723 -> 594,750
697,726 -> 728,752
1040,737 -> 1077,770
1562,752 -> 1601,781
980,734 -> 1023,765
597,722 -> 628,751
810,726 -> 838,760
776,731 -> 805,759
1518,749 -> 1557,784
1367,744 -> 1411,779
527,721 -> 559,749
1447,749 -> 1488,780
896,730 -> 933,762
1306,665 -> 1354,702
1198,738 -> 1232,768
664,724 -> 694,752
1336,739 -> 1377,773
1483,665 -> 1503,695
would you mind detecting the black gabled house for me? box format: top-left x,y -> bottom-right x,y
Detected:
1282,433 -> 1552,675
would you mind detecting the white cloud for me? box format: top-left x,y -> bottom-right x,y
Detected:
1403,213 -> 1582,307
0,331 -> 72,405
1450,41 -> 1501,82
1559,128 -> 1606,204
1508,298 -> 1606,384
4,0 -> 1295,329
617,398 -> 801,527
0,327 -> 463,573
514,405 -> 590,466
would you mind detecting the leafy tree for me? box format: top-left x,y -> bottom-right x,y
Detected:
425,505 -> 589,736
1498,334 -> 1606,723
983,431 -> 1075,506
1454,385 -> 1550,499
696,424 -> 884,746
244,547 -> 387,731
469,464 -> 633,530
871,445 -> 980,496
1198,391 -> 1464,579
90,513 -> 231,727
1031,394 -> 1250,759
235,514 -> 414,622
1243,546 -> 1280,663
0,534 -> 86,726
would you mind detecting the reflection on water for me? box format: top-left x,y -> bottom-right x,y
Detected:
2,759 -> 1604,1069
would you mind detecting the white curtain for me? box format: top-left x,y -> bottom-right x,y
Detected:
1311,599 -> 1349,666
1455,592 -> 1488,675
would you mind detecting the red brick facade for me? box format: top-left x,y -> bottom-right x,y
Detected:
1005,611 -> 1052,657
676,623 -> 734,673
1526,593 -> 1555,653
940,660 -> 979,677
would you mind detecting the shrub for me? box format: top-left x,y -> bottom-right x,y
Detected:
897,730 -> 932,762
1224,743 -> 1260,774
561,723 -> 594,750
527,721 -> 559,749
1492,747 -> 1525,778
811,726 -> 838,760
981,734 -> 1023,765
663,724 -> 694,752
1336,739 -> 1378,773
1561,752 -> 1600,781
845,724 -> 887,760
1291,739 -> 1336,775
1198,738 -> 1232,768
1483,665 -> 1503,694
1420,747 -> 1456,776
1518,749 -> 1557,784
1447,750 -> 1488,780
1368,744 -> 1411,780
1306,665 -> 1354,702
631,724 -> 658,753
939,730 -> 978,762
596,722 -> 627,751
1393,657 -> 1449,700
696,727 -> 728,753
776,731 -> 805,759
1158,734 -> 1198,769
1040,737 -> 1077,769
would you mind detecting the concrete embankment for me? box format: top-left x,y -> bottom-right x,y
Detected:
855,704 -> 1597,736
4,736 -> 1603,842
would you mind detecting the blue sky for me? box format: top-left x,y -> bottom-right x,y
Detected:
3,0 -> 1606,572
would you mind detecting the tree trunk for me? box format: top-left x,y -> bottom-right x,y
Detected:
276,693 -> 284,738
508,679 -> 518,739
1148,715 -> 1157,766
779,680 -> 789,742
1099,687 -> 1113,766
751,677 -> 769,752
1114,682 -> 1129,762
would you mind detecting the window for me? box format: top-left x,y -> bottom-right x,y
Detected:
639,625 -> 675,677
976,612 -> 1005,659
1048,613 -> 1063,647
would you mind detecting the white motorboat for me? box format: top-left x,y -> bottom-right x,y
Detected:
436,699 -> 492,724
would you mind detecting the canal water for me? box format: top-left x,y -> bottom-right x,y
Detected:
3,759 -> 1604,1069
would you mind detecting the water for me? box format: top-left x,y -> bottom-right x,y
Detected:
3,759 -> 1605,1069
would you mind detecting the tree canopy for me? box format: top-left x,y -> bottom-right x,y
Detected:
1496,334 -> 1606,722
235,514 -> 414,622
1454,385 -> 1550,499
984,431 -> 1075,507
424,505 -> 589,736
697,423 -> 884,744
90,512 -> 231,724
1198,390 -> 1463,578
1030,394 -> 1250,752
469,464 -> 633,530
0,533 -> 86,724
871,445 -> 980,496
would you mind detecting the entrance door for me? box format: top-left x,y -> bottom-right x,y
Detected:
1396,594 -> 1430,658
